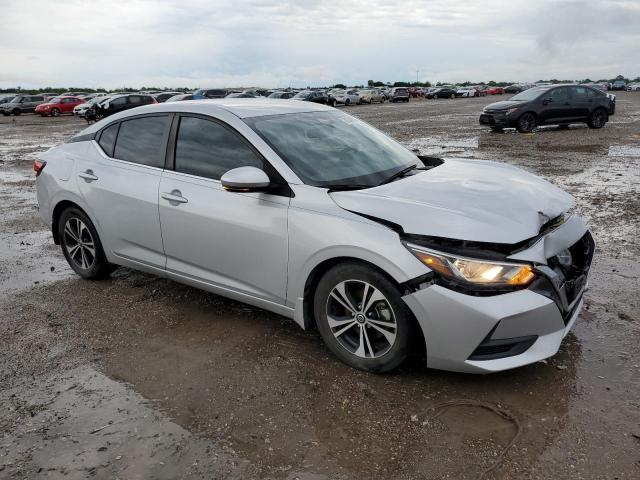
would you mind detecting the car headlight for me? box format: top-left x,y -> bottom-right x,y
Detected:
405,244 -> 536,287
506,107 -> 519,115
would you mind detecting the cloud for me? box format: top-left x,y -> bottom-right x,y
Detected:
0,0 -> 638,89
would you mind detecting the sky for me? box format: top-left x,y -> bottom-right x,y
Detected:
1,0 -> 639,89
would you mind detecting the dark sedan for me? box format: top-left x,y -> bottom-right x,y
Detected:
479,84 -> 615,133
292,90 -> 330,104
426,87 -> 457,99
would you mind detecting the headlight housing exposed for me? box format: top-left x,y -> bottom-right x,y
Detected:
405,244 -> 536,287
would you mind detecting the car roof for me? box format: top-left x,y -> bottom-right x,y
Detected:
79,98 -> 332,135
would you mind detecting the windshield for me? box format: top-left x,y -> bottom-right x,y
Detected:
510,86 -> 548,101
246,110 -> 420,187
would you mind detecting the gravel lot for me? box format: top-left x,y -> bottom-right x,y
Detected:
1,94 -> 639,479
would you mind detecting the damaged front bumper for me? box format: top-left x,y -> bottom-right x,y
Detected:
402,215 -> 594,373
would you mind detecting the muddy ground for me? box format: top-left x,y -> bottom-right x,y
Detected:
0,94 -> 638,480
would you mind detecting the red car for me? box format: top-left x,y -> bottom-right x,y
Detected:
35,96 -> 85,117
486,86 -> 504,95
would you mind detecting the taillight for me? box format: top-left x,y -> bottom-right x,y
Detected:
34,160 -> 46,176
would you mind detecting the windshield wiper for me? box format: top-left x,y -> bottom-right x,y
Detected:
377,164 -> 420,186
324,184 -> 372,192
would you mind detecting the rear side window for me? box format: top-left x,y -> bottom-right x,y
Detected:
98,123 -> 119,157
114,115 -> 171,167
174,116 -> 263,180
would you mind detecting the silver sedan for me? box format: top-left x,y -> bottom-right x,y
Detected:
35,99 -> 594,373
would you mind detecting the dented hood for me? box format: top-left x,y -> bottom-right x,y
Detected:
330,158 -> 573,244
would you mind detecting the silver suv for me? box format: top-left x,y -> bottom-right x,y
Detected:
0,95 -> 45,115
35,99 -> 593,374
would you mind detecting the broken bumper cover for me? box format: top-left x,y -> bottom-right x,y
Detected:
403,285 -> 580,373
402,216 -> 593,374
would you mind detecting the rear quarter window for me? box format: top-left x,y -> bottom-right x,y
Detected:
98,123 -> 119,157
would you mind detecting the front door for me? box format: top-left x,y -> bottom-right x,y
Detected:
158,115 -> 289,304
539,86 -> 573,124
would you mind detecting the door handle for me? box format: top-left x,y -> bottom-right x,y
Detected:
161,189 -> 188,204
78,169 -> 98,182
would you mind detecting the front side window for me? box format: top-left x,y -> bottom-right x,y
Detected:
174,116 -> 263,180
113,115 -> 170,167
548,87 -> 570,102
247,110 -> 419,187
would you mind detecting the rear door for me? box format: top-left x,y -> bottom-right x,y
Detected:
77,114 -> 171,269
571,86 -> 596,120
158,114 -> 289,304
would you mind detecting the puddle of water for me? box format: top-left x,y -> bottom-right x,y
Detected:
608,145 -> 640,157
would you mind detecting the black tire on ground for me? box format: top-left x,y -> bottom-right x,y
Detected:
587,108 -> 607,129
313,262 -> 416,373
12,108 -> 21,116
345,99 -> 350,106
58,207 -> 112,279
491,127 -> 504,133
51,108 -> 60,117
516,112 -> 536,133
330,99 -> 337,107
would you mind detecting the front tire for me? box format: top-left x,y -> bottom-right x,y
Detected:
12,108 -> 21,116
313,262 -> 414,373
587,108 -> 607,129
51,108 -> 61,117
345,99 -> 350,106
58,208 -> 112,279
516,112 -> 536,133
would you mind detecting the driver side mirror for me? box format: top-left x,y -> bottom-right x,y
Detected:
221,166 -> 270,193
542,98 -> 552,105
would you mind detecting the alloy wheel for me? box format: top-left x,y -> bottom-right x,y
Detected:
64,217 -> 96,270
326,280 -> 397,359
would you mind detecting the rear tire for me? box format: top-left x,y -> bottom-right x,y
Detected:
516,112 -> 536,133
587,108 -> 607,129
58,208 -> 112,279
313,262 -> 415,373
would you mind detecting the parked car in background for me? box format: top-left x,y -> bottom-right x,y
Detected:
74,96 -> 111,117
193,89 -> 229,99
390,87 -> 410,102
0,95 -> 17,105
226,92 -> 256,98
86,94 -> 156,120
293,90 -> 332,105
486,86 -> 504,95
627,84 -> 640,91
153,92 -> 183,103
36,99 -> 594,374
330,90 -> 360,106
166,94 -> 195,102
36,96 -> 85,117
610,80 -> 626,91
480,84 -> 615,133
473,85 -> 489,96
358,89 -> 385,103
427,87 -> 457,99
504,85 -> 524,94
268,91 -> 295,99
456,87 -> 477,97
0,95 -> 45,115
